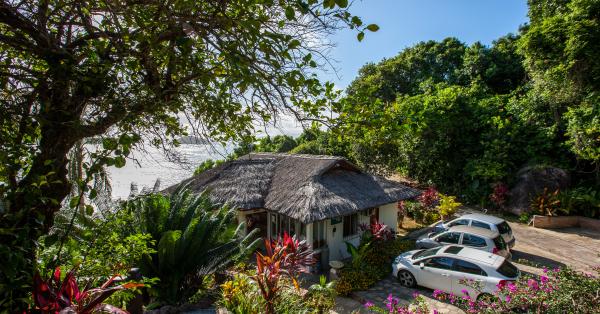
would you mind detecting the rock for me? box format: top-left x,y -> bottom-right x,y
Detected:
507,166 -> 570,215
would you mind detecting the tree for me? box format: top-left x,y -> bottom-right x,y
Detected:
0,0 -> 376,310
122,186 -> 260,304
519,0 -> 600,166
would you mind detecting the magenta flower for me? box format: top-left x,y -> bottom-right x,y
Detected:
507,282 -> 517,293
505,295 -> 511,303
364,301 -> 374,308
527,279 -> 539,290
540,275 -> 549,284
461,289 -> 470,296
543,267 -> 548,273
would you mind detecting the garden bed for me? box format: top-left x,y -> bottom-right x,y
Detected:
532,215 -> 600,232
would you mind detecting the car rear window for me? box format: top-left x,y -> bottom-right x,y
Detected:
472,220 -> 491,230
454,259 -> 487,276
496,260 -> 519,278
496,221 -> 512,234
463,234 -> 487,247
493,236 -> 507,250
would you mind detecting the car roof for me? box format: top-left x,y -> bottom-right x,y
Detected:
447,225 -> 500,238
438,245 -> 503,267
458,213 -> 505,224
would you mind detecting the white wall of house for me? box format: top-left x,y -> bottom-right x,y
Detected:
379,202 -> 400,233
255,202 -> 400,269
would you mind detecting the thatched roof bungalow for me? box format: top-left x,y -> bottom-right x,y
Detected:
172,152 -> 420,265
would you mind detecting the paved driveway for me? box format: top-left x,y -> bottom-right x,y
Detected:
509,221 -> 600,272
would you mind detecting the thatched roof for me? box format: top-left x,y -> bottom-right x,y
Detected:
167,153 -> 420,224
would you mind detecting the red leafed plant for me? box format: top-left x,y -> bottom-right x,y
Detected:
33,267 -> 143,313
254,232 -> 315,314
490,183 -> 510,208
359,221 -> 393,241
417,186 -> 439,209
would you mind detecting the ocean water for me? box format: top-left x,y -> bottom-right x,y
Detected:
107,144 -> 232,199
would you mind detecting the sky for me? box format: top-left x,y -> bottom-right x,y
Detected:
321,0 -> 530,89
109,0 -> 531,197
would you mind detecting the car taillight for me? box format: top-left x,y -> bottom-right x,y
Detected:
492,247 -> 499,254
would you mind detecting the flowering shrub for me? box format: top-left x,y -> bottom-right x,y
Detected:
432,266 -> 600,313
364,293 -> 429,314
417,187 -> 440,209
489,183 -> 509,208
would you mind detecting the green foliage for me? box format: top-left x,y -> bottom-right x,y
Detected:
530,188 -> 562,216
306,275 -> 336,314
557,187 -> 600,218
335,238 -> 415,296
565,97 -> 600,162
121,185 -> 261,304
436,194 -> 462,218
219,274 -> 265,314
37,203 -> 156,288
193,159 -> 225,175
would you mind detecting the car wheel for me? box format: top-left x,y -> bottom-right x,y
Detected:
397,270 -> 416,288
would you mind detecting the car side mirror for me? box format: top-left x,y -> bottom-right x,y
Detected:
419,263 -> 425,269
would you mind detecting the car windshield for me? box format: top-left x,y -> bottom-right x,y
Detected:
496,260 -> 519,278
496,221 -> 512,234
493,236 -> 507,250
412,247 -> 441,260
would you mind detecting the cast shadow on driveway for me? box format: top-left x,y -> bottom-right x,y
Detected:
511,250 -> 566,269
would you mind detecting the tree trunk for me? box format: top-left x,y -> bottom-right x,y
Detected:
0,128 -> 74,312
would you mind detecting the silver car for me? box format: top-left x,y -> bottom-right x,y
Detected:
433,213 -> 516,248
416,225 -> 511,259
392,245 -> 520,300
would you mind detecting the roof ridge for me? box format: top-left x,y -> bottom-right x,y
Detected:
247,152 -> 345,160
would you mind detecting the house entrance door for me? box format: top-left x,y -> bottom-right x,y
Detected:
246,212 -> 267,238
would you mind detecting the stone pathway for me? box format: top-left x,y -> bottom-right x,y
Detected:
351,276 -> 464,314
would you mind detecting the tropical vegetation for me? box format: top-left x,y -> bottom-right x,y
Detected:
0,0 -> 375,309
120,185 -> 261,305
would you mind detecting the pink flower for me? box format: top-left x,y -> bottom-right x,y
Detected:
507,282 -> 517,293
527,279 -> 539,290
432,289 -> 444,298
364,301 -> 374,308
540,275 -> 549,284
505,295 -> 511,303
543,267 -> 548,273
461,289 -> 470,296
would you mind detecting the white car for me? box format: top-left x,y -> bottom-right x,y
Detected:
392,245 -> 520,299
433,213 -> 516,249
416,226 -> 511,259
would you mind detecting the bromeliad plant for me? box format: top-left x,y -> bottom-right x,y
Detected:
33,267 -> 143,313
254,232 -> 315,314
